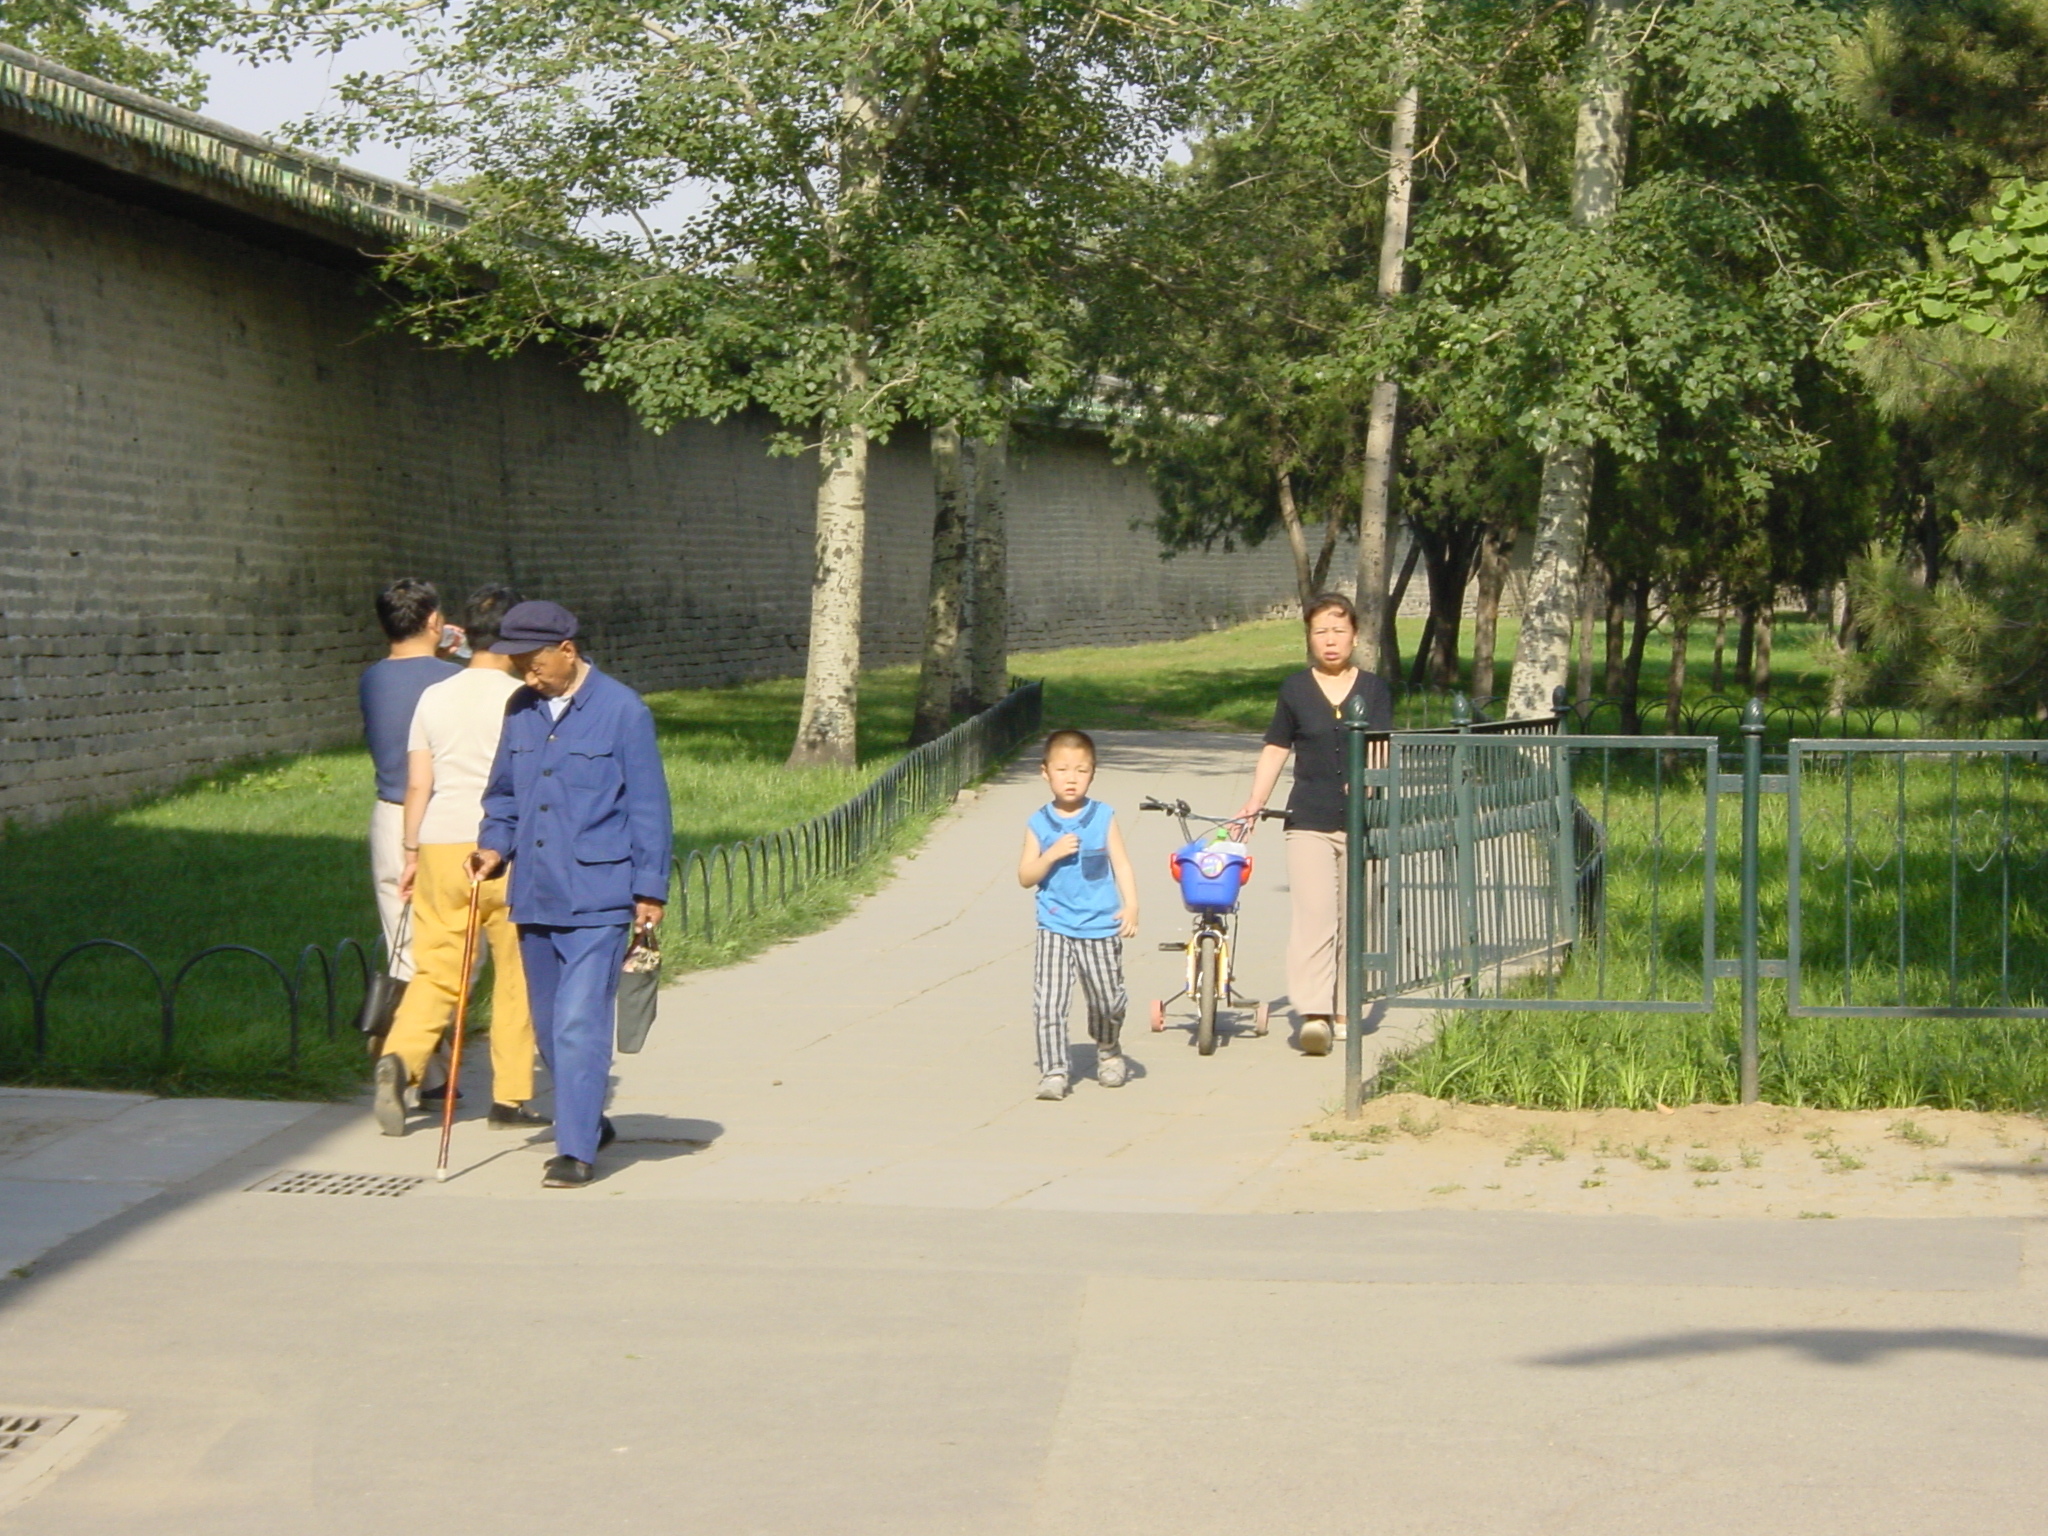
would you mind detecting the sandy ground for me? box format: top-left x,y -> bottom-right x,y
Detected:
1268,1092 -> 2048,1218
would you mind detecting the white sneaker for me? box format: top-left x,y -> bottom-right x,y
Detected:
1333,1017 -> 1349,1042
1036,1073 -> 1068,1100
1097,1052 -> 1129,1088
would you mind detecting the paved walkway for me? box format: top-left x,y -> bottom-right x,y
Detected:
1,731 -> 2044,1532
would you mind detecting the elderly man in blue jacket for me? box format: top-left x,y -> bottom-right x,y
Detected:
467,601 -> 673,1188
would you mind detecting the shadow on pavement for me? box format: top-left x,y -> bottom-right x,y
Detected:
1533,1327 -> 2048,1368
1952,1162 -> 2048,1177
608,1115 -> 725,1168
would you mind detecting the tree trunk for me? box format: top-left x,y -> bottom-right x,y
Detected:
1354,13 -> 1421,678
1734,606 -> 1756,687
1753,604 -> 1774,699
788,406 -> 869,768
1711,603 -> 1728,692
966,423 -> 1010,709
1603,573 -> 1628,697
790,77 -> 882,769
1385,536 -> 1421,681
1310,503 -> 1342,593
1573,555 -> 1600,712
1416,519 -> 1479,689
1827,578 -> 1852,716
1915,497 -> 1946,588
1504,0 -> 1632,718
1468,525 -> 1512,707
909,422 -> 969,746
1357,384 -> 1404,679
1408,617 -> 1436,688
1664,596 -> 1691,735
1275,466 -> 1315,614
1618,577 -> 1651,733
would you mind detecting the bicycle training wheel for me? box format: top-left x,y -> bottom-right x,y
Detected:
1195,938 -> 1221,1056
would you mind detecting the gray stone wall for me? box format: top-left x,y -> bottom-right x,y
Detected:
0,159 -> 1297,825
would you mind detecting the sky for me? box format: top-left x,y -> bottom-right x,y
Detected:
198,42 -> 711,235
199,41 -> 414,182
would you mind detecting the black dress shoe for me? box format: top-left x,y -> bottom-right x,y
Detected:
542,1156 -> 593,1188
597,1115 -> 617,1151
420,1082 -> 463,1103
488,1102 -> 553,1129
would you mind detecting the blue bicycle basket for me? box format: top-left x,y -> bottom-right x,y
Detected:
1169,838 -> 1252,914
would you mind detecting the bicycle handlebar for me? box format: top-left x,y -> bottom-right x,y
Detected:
1138,797 -> 1285,824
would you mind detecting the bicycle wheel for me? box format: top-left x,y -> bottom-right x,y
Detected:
1195,936 -> 1221,1056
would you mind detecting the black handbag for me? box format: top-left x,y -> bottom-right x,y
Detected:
354,906 -> 410,1054
615,926 -> 662,1054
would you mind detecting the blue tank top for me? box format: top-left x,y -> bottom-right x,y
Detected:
1029,799 -> 1121,939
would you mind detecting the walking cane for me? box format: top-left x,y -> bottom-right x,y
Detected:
435,878 -> 486,1182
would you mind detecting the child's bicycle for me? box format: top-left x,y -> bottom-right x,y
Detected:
1138,797 -> 1277,1055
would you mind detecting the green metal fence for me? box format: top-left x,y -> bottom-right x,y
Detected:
667,679 -> 1042,947
1337,696 -> 2048,1115
2,682 -> 1044,1079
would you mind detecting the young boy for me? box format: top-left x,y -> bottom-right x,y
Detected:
1018,729 -> 1140,1099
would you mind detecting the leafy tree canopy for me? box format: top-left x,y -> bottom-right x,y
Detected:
4,0 -> 203,105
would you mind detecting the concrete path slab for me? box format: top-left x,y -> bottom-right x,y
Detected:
0,1097 -> 319,1186
0,1179 -> 154,1273
3,730 -> 2045,1532
0,1090 -> 323,1271
253,731 -> 1404,1209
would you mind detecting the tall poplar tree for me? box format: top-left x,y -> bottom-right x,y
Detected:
180,0 -> 1184,767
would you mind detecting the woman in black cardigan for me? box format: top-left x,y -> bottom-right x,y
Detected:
1234,594 -> 1392,1055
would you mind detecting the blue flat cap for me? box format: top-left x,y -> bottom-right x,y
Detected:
488,599 -> 580,653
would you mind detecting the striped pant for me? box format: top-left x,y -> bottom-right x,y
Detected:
1033,930 -> 1126,1076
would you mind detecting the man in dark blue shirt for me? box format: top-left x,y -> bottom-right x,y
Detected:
359,579 -> 460,979
469,602 -> 673,1188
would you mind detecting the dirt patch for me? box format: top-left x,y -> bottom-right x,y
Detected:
1276,1093 -> 2048,1218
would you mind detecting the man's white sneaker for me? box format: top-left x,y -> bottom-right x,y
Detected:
1097,1052 -> 1129,1088
1036,1073 -> 1068,1100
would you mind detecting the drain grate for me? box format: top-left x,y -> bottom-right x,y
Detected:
0,1414 -> 74,1468
247,1170 -> 425,1197
0,1408 -> 122,1516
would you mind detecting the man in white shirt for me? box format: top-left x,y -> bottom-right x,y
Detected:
372,586 -> 544,1136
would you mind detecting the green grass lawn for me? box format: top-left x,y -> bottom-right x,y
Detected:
1375,746 -> 2048,1113
0,669 -> 936,1098
1023,612 -> 1869,735
1023,616 -> 1477,733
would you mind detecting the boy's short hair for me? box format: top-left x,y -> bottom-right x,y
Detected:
461,584 -> 523,651
1042,728 -> 1097,763
375,577 -> 441,641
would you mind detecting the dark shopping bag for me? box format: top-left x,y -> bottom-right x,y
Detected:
354,906 -> 410,1055
615,926 -> 662,1054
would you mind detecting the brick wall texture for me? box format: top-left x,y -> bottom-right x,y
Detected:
1,161 -> 1302,824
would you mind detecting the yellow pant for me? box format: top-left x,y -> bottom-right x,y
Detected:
384,844 -> 535,1104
